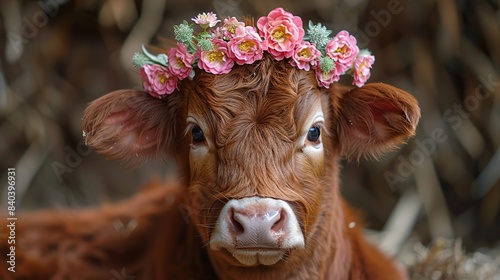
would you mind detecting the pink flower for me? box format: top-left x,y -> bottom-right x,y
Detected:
333,61 -> 350,76
352,54 -> 375,87
227,26 -> 268,65
257,7 -> 305,60
167,43 -> 195,80
290,41 -> 321,71
326,30 -> 359,69
192,12 -> 220,29
212,27 -> 224,39
315,67 -> 340,88
141,64 -> 178,97
197,39 -> 234,74
222,17 -> 245,39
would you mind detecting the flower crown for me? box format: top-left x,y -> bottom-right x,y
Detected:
132,7 -> 375,98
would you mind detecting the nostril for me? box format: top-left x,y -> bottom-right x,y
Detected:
228,208 -> 244,235
271,209 -> 286,233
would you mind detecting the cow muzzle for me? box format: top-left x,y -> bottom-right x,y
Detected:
209,197 -> 305,266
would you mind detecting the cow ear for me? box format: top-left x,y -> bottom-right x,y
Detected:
329,83 -> 420,160
82,89 -> 185,167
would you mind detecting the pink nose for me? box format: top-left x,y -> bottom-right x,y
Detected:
227,206 -> 287,248
210,197 -> 305,261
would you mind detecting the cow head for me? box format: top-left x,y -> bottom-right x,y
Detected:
83,54 -> 419,272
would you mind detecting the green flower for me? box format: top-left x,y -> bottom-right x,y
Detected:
198,38 -> 213,51
174,20 -> 194,45
306,21 -> 332,54
319,56 -> 335,73
132,52 -> 149,68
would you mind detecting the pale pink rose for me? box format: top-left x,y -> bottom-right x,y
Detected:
333,60 -> 350,76
212,27 -> 224,39
352,54 -> 375,87
197,39 -> 234,74
257,7 -> 305,60
167,43 -> 195,80
227,26 -> 268,65
222,17 -> 245,39
192,12 -> 220,29
326,30 -> 359,68
314,58 -> 349,88
290,41 -> 321,71
141,64 -> 178,97
315,67 -> 340,88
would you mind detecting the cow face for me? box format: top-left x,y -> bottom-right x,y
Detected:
184,56 -> 328,266
83,54 -> 419,270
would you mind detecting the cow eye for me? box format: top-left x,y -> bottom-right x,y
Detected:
191,126 -> 205,143
307,126 -> 321,143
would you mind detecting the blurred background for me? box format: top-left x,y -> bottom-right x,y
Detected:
0,0 -> 499,278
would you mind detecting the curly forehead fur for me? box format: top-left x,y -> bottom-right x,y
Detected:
185,53 -> 322,144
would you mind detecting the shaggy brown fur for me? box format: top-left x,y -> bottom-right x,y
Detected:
1,54 -> 420,279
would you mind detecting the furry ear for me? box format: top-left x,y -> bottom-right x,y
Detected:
82,89 -> 185,166
329,83 -> 420,160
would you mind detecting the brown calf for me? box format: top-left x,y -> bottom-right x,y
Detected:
1,54 -> 419,279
